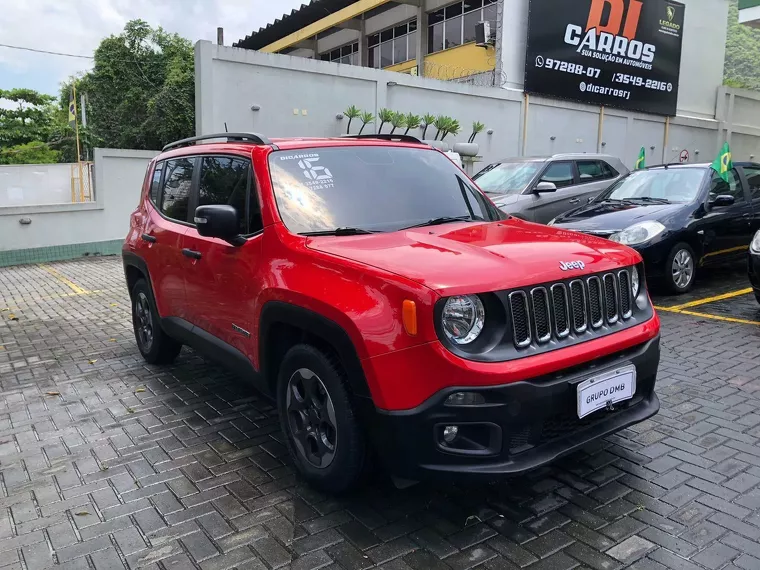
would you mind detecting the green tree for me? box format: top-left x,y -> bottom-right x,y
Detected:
0,88 -> 56,149
0,142 -> 61,165
724,0 -> 760,90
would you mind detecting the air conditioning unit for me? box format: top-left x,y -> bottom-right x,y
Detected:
475,21 -> 495,48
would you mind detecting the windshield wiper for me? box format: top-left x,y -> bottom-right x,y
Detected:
299,227 -> 379,236
599,198 -> 637,205
626,196 -> 671,204
401,215 -> 477,230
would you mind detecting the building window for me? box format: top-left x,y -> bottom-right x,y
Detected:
321,42 -> 359,65
368,19 -> 417,68
428,0 -> 497,54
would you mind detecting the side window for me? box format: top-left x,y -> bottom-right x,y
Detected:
577,160 -> 618,182
540,162 -> 575,188
149,162 -> 163,204
198,156 -> 263,235
742,166 -> 760,200
160,158 -> 194,222
709,169 -> 744,203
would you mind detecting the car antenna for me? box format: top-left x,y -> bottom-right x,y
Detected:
224,122 -> 229,133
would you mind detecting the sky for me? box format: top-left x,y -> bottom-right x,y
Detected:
0,0 -> 305,99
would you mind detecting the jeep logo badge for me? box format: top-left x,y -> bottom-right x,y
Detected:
560,260 -> 585,271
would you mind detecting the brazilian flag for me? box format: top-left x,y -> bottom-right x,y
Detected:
711,142 -> 732,183
68,90 -> 77,129
635,147 -> 646,170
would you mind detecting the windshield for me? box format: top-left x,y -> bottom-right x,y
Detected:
598,168 -> 707,204
472,161 -> 543,195
269,146 -> 502,234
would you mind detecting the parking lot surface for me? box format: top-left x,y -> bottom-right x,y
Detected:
3,257 -> 760,570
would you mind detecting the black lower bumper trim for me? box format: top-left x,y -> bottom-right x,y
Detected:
361,336 -> 660,480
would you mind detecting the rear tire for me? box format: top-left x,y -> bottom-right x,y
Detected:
130,279 -> 182,364
277,344 -> 366,494
665,243 -> 696,294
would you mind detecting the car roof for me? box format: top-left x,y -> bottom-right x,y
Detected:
491,153 -> 623,163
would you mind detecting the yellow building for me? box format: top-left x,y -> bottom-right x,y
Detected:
233,0 -> 499,85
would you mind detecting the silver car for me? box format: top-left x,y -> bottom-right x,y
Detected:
472,154 -> 629,224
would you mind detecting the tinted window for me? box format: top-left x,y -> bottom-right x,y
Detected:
709,169 -> 744,203
742,166 -> 760,199
602,168 -> 706,203
577,160 -> 617,182
473,161 -> 543,195
541,162 -> 575,188
160,158 -> 194,221
198,156 -> 261,234
269,147 -> 501,234
149,162 -> 163,203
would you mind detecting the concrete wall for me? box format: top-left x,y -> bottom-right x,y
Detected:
0,163 -> 75,207
0,149 -> 156,253
501,0 -> 729,118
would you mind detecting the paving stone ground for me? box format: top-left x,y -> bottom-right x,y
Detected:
2,257 -> 760,570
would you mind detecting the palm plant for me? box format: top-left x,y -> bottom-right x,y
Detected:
390,111 -> 407,135
403,113 -> 421,135
378,108 -> 394,133
468,121 -> 485,143
433,115 -> 450,140
358,111 -> 374,135
421,113 -> 436,139
441,119 -> 461,141
344,105 -> 361,134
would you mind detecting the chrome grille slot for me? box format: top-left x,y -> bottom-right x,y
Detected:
531,288 -> 551,343
510,291 -> 531,348
587,276 -> 604,328
569,280 -> 587,333
603,273 -> 618,324
618,270 -> 632,319
551,284 -> 570,339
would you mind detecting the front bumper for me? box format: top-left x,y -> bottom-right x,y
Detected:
363,335 -> 659,480
748,252 -> 760,294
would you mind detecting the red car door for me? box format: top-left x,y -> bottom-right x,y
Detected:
180,155 -> 264,359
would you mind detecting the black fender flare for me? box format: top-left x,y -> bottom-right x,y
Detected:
122,251 -> 152,292
259,301 -> 371,399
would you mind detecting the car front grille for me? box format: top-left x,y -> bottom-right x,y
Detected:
509,268 -> 635,350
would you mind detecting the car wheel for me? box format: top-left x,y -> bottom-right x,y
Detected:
277,344 -> 366,493
131,279 -> 182,364
666,243 -> 696,294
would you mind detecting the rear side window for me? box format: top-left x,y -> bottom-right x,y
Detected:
577,160 -> 618,182
540,162 -> 575,188
160,158 -> 194,222
198,156 -> 262,235
150,162 -> 163,204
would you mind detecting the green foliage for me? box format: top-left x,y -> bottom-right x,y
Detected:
344,105 -> 361,134
0,141 -> 61,165
377,108 -> 394,133
433,115 -> 450,140
359,111 -> 375,135
0,88 -> 57,149
390,111 -> 407,134
403,113 -> 421,135
421,113 -> 436,139
441,119 -> 461,141
724,0 -> 760,90
469,121 -> 485,143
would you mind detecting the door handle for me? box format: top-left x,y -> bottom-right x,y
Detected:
569,198 -> 581,204
182,248 -> 202,260
141,233 -> 157,243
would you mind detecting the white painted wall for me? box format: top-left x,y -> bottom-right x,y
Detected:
0,149 -> 156,252
0,163 -> 76,207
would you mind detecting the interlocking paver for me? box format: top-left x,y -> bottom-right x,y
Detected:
3,257 -> 760,569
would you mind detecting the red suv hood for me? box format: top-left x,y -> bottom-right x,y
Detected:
306,220 -> 641,297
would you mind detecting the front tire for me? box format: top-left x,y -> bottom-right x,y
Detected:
277,344 -> 366,493
130,279 -> 182,364
665,243 -> 696,294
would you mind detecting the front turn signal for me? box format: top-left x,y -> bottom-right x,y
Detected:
402,300 -> 417,336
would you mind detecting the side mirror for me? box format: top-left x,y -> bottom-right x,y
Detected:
709,194 -> 735,208
534,181 -> 558,193
194,205 -> 244,246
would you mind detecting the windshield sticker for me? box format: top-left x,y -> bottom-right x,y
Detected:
285,154 -> 335,191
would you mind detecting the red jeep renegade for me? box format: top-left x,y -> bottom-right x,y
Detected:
123,133 -> 660,492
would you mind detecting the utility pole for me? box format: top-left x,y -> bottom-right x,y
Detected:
217,27 -> 224,46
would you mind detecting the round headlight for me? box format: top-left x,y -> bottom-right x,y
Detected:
610,221 -> 666,246
751,230 -> 760,254
631,266 -> 640,298
442,295 -> 485,345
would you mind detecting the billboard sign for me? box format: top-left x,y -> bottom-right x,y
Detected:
524,0 -> 685,116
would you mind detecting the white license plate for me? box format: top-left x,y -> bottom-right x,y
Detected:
577,365 -> 636,419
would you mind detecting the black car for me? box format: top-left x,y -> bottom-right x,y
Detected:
550,162 -> 760,293
748,231 -> 760,303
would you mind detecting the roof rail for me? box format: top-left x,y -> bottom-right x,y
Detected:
162,133 -> 273,152
342,134 -> 427,145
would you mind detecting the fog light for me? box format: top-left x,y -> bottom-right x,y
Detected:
445,392 -> 486,406
443,425 -> 459,443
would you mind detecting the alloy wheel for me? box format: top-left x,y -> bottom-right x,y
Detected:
286,368 -> 338,468
672,249 -> 694,289
134,292 -> 154,351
